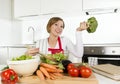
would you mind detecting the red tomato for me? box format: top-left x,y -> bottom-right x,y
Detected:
79,66 -> 92,78
68,67 -> 79,77
67,63 -> 75,71
79,66 -> 86,71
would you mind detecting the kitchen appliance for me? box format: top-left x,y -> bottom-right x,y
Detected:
82,45 -> 120,66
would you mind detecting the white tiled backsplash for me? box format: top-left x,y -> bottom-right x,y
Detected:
0,46 -> 27,64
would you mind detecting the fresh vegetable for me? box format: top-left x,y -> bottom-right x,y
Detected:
67,63 -> 75,71
40,63 -> 63,73
40,53 -> 67,65
36,70 -> 45,80
49,73 -> 56,80
12,54 -> 33,61
68,67 -> 79,77
67,63 -> 92,78
40,53 -> 67,69
44,67 -> 63,73
39,66 -> 50,79
36,63 -> 64,80
1,69 -> 18,84
79,66 -> 92,78
87,17 -> 98,33
40,63 -> 57,70
61,60 -> 72,73
53,72 -> 63,77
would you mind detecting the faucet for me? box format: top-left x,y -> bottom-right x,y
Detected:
28,26 -> 36,44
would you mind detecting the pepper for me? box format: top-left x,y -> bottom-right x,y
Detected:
1,69 -> 18,84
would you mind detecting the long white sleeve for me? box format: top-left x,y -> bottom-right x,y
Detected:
64,31 -> 84,58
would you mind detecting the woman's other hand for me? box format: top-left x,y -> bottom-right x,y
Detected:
76,21 -> 89,31
25,48 -> 39,56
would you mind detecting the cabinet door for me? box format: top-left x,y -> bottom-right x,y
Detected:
14,0 -> 41,18
41,0 -> 82,14
83,0 -> 120,10
0,48 -> 8,64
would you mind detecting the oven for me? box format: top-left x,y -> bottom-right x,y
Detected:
82,46 -> 120,66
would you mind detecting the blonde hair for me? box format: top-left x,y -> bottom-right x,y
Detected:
46,17 -> 65,33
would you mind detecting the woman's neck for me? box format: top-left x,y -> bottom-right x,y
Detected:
48,35 -> 59,48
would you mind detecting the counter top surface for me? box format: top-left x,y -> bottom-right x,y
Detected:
94,73 -> 120,84
1,43 -> 120,47
0,65 -> 120,84
84,43 -> 120,47
0,44 -> 35,48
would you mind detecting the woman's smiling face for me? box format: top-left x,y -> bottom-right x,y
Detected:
50,20 -> 64,37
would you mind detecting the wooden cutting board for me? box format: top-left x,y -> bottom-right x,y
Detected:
19,73 -> 98,84
91,64 -> 120,80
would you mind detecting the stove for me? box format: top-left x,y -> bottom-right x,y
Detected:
82,46 -> 120,66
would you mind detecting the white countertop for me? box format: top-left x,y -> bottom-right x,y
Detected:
84,43 -> 120,47
0,65 -> 120,84
94,73 -> 120,84
0,44 -> 35,48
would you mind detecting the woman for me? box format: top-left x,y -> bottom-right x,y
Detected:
25,17 -> 88,62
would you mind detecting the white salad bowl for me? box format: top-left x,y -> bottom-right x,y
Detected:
7,56 -> 40,76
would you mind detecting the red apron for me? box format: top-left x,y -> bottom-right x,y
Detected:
48,37 -> 64,54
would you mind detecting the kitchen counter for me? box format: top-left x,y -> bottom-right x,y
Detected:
0,44 -> 35,48
94,73 -> 120,84
84,43 -> 120,47
0,65 -> 120,84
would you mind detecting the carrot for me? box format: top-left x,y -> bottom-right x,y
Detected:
44,67 -> 62,73
52,65 -> 59,68
36,70 -> 45,80
49,73 -> 56,80
53,73 -> 63,77
40,66 -> 50,79
44,67 -> 56,73
56,69 -> 63,73
40,63 -> 57,70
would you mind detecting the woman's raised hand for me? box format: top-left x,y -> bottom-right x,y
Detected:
76,21 -> 89,31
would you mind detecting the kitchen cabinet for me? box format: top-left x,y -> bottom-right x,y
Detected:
13,0 -> 41,18
0,0 -> 11,19
41,0 -> 82,15
13,0 -> 83,18
0,47 -> 8,64
83,0 -> 120,10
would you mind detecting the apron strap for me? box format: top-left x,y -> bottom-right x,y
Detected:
58,36 -> 62,50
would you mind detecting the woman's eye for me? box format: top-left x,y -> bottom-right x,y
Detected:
60,26 -> 63,28
55,24 -> 58,26
54,23 -> 63,28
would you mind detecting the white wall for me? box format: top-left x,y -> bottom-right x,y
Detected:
11,20 -> 22,44
22,13 -> 120,45
82,13 -> 120,44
